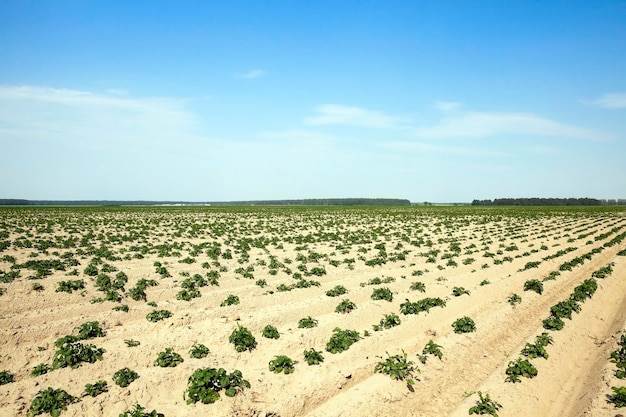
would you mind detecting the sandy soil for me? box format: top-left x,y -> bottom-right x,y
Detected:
1,207 -> 625,417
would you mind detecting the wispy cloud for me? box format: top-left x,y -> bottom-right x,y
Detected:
0,85 -> 196,148
236,69 -> 266,79
584,93 -> 626,109
304,104 -> 407,129
412,111 -> 603,140
434,101 -> 462,112
380,140 -> 508,157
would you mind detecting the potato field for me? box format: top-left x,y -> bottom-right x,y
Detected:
1,206 -> 626,417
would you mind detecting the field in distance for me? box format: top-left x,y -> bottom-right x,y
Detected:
1,205 -> 626,417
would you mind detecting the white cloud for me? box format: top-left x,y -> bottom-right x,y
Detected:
380,141 -> 507,157
584,93 -> 626,109
412,111 -> 603,140
304,104 -> 407,129
434,101 -> 462,112
236,69 -> 266,79
0,85 -> 196,149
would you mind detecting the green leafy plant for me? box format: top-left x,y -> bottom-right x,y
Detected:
220,294 -> 240,306
75,321 -> 106,340
373,313 -> 401,331
154,348 -> 184,367
118,403 -> 164,417
83,380 -> 108,397
326,328 -> 361,354
189,343 -> 209,358
452,286 -> 470,297
400,297 -> 446,315
28,387 -> 79,416
298,316 -> 319,328
335,299 -> 357,314
507,293 -> 522,306
608,386 -> 626,407
371,287 -> 393,301
409,281 -> 426,292
505,358 -> 538,383
374,350 -> 418,386
113,304 -> 129,312
125,339 -> 140,347
52,342 -> 105,369
0,370 -> 14,385
542,316 -> 565,330
521,342 -> 549,359
31,363 -> 52,377
419,340 -> 443,364
452,316 -> 476,334
550,299 -> 581,320
146,309 -> 172,323
112,367 -> 139,387
55,280 -> 85,293
229,324 -> 257,352
468,391 -> 502,416
325,285 -> 348,297
303,348 -> 324,365
523,279 -> 543,295
268,355 -> 296,374
262,325 -> 280,339
185,367 -> 250,404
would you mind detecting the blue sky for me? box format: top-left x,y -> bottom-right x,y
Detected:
1,1 -> 625,202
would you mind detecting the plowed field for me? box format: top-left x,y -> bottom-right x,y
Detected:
1,206 -> 625,416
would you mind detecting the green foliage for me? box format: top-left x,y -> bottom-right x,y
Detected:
507,293 -> 522,306
189,344 -> 210,359
55,280 -> 85,293
83,380 -> 108,397
374,351 -> 418,386
84,264 -> 98,276
610,335 -> 626,379
452,316 -> 476,334
325,285 -> 348,297
124,339 -> 140,347
220,294 -> 240,306
521,343 -> 549,360
550,299 -> 581,320
608,386 -> 626,407
373,313 -> 401,331
112,367 -> 139,387
542,316 -> 565,330
229,324 -> 257,352
75,321 -> 106,340
399,297 -> 446,315
52,342 -> 105,369
452,286 -> 470,297
262,325 -> 280,339
146,309 -> 172,322
269,355 -> 296,374
335,299 -> 357,314
571,279 -> 597,302
31,363 -> 52,377
185,367 -> 250,404
303,348 -> 324,365
154,348 -> 184,367
523,279 -> 543,295
113,304 -> 129,312
326,328 -> 361,354
298,316 -> 319,328
419,340 -> 443,364
0,370 -> 14,385
28,387 -> 79,417
468,391 -> 502,416
505,358 -> 538,383
479,279 -> 491,286
118,404 -> 164,417
371,287 -> 393,301
409,281 -> 426,292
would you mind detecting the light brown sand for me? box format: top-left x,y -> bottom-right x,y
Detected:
0,207 -> 625,416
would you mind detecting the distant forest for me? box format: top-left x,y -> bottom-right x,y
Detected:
0,198 -> 411,207
471,198 -> 626,206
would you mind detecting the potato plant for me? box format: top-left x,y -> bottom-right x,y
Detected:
326,328 -> 361,353
452,317 -> 476,334
112,367 -> 139,387
83,380 -> 108,397
268,355 -> 296,374
118,403 -> 164,417
303,348 -> 324,365
28,387 -> 79,417
374,351 -> 418,386
229,324 -> 257,352
154,348 -> 184,367
185,367 -> 250,404
189,344 -> 210,359
262,325 -> 280,339
468,391 -> 502,416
